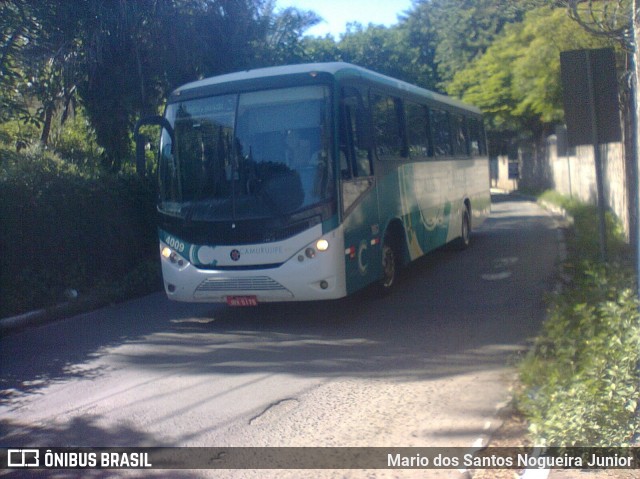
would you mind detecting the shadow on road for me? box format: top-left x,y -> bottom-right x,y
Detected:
1,197 -> 559,448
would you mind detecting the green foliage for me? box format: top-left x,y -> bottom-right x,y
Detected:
447,6 -> 616,134
0,0 -> 37,123
405,0 -> 547,87
538,190 -> 629,262
520,266 -> 640,446
519,193 -> 640,446
0,119 -> 41,149
258,5 -> 321,65
337,24 -> 436,89
0,0 -> 305,171
48,108 -> 104,169
0,146 -> 159,317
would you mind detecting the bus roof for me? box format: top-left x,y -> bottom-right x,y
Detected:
171,62 -> 481,115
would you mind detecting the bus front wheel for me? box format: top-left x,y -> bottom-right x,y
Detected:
380,239 -> 398,291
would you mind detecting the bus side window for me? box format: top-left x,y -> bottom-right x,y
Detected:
468,118 -> 486,156
340,87 -> 373,177
430,109 -> 452,157
451,114 -> 469,156
371,93 -> 407,160
406,101 -> 431,159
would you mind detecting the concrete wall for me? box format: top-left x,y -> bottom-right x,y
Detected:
492,155 -> 519,192
547,135 -> 630,238
492,130 -> 631,239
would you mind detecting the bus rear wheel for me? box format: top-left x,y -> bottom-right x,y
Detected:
457,207 -> 471,250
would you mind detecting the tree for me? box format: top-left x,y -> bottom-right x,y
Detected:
21,1 -> 84,146
336,23 -> 436,89
404,0 -> 548,87
0,0 -> 34,124
447,6 -> 615,136
256,4 -> 321,65
2,0 -> 328,169
76,0 -> 277,171
300,35 -> 342,63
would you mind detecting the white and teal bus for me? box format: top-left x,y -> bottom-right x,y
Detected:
136,63 -> 490,305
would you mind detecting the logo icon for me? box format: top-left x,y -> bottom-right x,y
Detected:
8,449 -> 40,467
230,249 -> 241,261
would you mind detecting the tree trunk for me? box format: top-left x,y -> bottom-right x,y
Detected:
39,106 -> 54,146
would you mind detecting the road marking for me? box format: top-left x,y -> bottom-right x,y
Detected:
481,257 -> 518,281
482,271 -> 512,281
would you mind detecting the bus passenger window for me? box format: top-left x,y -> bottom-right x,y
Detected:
452,114 -> 469,156
406,102 -> 431,158
372,94 -> 406,160
468,118 -> 486,156
430,109 -> 452,157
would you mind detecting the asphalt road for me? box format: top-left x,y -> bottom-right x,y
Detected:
0,195 -> 562,478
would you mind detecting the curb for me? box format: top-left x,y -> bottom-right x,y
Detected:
0,307 -> 50,331
0,296 -> 106,334
538,200 -> 574,226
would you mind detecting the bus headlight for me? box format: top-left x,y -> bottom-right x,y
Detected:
161,246 -> 185,266
299,239 -> 329,261
316,239 -> 329,251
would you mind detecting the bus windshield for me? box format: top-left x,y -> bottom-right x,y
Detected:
159,85 -> 333,221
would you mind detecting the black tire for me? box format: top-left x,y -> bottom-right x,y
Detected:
456,207 -> 471,250
380,236 -> 399,291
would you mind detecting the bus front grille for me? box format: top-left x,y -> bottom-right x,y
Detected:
195,276 -> 289,294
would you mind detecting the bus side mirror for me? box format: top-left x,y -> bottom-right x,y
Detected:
134,116 -> 174,177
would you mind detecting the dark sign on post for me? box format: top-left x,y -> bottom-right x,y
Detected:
560,48 -> 621,147
560,48 -> 621,262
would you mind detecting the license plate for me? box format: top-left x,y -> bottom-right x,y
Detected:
226,296 -> 258,307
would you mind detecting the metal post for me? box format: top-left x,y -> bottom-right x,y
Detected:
634,0 -> 640,303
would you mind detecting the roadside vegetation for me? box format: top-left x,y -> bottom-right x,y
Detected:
0,0 -> 638,447
518,191 -> 640,446
0,131 -> 160,318
3,7 -> 638,450
3,1 -> 623,319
